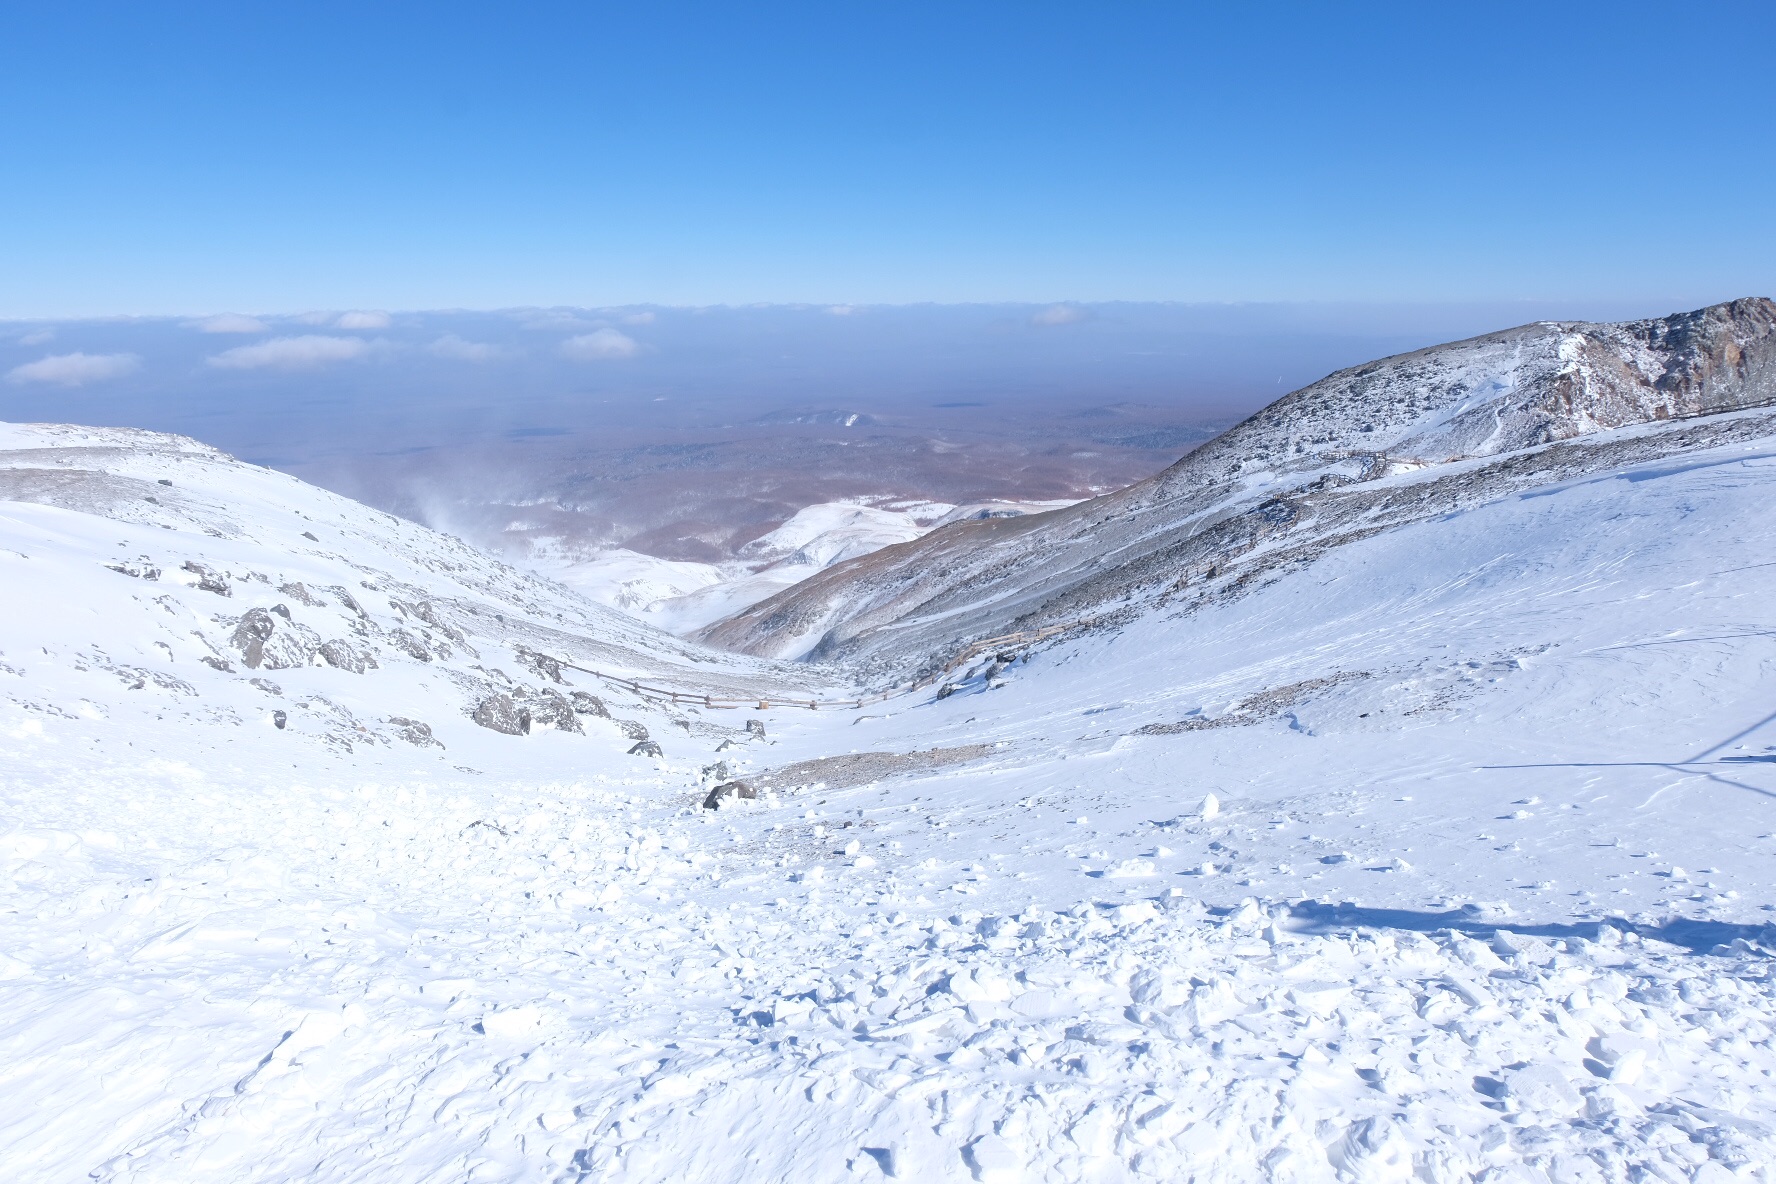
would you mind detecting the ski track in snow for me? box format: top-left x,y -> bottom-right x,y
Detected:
4,421 -> 1776,1182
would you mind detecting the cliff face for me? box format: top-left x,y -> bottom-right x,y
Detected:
697,298 -> 1776,671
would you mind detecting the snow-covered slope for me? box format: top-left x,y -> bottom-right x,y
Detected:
8,300 -> 1776,1184
530,498 -> 1074,637
700,298 -> 1776,673
0,421 -> 845,769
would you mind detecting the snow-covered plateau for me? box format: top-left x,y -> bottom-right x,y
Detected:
5,300 -> 1776,1184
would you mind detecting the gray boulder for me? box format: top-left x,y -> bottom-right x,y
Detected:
628,740 -> 664,758
745,719 -> 767,738
514,646 -> 566,684
473,694 -> 531,736
182,561 -> 230,596
386,716 -> 443,748
617,719 -> 649,742
521,688 -> 583,734
231,607 -> 321,670
569,691 -> 610,718
318,639 -> 378,674
702,780 -> 757,809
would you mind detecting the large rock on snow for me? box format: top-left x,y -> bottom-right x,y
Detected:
318,639 -> 378,674
231,606 -> 322,670
519,688 -> 582,734
570,691 -> 610,718
386,716 -> 442,748
472,694 -> 531,735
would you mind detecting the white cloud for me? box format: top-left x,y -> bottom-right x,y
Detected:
825,305 -> 858,316
7,352 -> 141,386
520,310 -> 599,330
560,328 -> 639,360
619,311 -> 656,325
1031,304 -> 1089,326
335,310 -> 391,330
207,335 -> 371,370
193,313 -> 269,334
429,334 -> 505,361
17,328 -> 55,345
292,310 -> 337,325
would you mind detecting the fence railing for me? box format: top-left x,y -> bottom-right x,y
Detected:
550,618 -> 1090,712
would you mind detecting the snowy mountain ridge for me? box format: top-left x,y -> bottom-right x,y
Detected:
700,298 -> 1776,671
8,304 -> 1776,1182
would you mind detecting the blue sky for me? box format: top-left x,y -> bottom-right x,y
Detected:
2,1 -> 1772,316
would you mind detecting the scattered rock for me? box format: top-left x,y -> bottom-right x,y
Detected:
302,531 -> 319,542
936,683 -> 959,700
745,719 -> 767,738
278,581 -> 328,607
521,688 -> 583,734
230,606 -> 321,670
391,598 -> 465,642
702,780 -> 756,809
618,720 -> 650,742
569,691 -> 610,718
386,716 -> 442,748
249,677 -> 282,695
513,646 -> 565,684
386,628 -> 436,662
472,694 -> 531,736
271,710 -> 287,729
269,603 -> 291,619
628,740 -> 664,758
318,639 -> 378,674
200,655 -> 234,672
327,587 -> 367,618
757,745 -> 997,791
701,760 -> 732,782
182,561 -> 230,596
156,478 -> 172,487
105,561 -> 160,580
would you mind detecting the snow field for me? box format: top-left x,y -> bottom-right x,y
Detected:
6,759 -> 1773,1184
8,418 -> 1776,1180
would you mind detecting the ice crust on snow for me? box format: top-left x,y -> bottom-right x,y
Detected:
6,302 -> 1776,1182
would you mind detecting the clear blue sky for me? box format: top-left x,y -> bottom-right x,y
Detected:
2,1 -> 1771,316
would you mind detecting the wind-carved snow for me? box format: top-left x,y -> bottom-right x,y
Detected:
6,301 -> 1776,1184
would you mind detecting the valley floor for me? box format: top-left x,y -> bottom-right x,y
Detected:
7,436 -> 1776,1182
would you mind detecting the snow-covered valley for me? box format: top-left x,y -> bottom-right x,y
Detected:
6,302 -> 1776,1183
526,498 -> 1074,636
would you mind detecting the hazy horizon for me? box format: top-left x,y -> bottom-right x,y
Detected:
0,295 -> 1719,565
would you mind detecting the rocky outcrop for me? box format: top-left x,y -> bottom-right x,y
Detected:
519,687 -> 582,734
231,606 -> 322,670
386,716 -> 442,747
513,646 -> 565,684
698,298 -> 1776,670
472,694 -> 531,736
318,639 -> 378,674
570,691 -> 610,718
